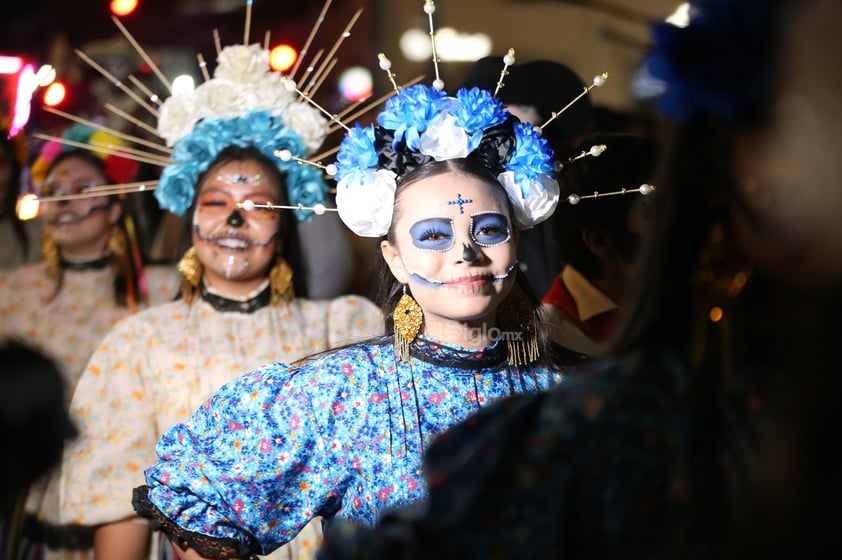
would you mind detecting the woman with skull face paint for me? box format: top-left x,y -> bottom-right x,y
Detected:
0,139 -> 180,559
128,71 -> 586,558
58,47 -> 384,560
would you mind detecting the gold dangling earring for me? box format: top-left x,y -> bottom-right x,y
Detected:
270,256 -> 295,305
393,285 -> 423,362
43,233 -> 60,281
177,246 -> 203,304
498,282 -> 540,366
108,225 -> 128,260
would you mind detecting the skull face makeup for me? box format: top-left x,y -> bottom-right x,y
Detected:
381,169 -> 518,339
192,158 -> 283,294
39,155 -> 122,261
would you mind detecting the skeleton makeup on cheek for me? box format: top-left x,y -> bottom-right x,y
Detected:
402,260 -> 518,288
42,200 -> 113,226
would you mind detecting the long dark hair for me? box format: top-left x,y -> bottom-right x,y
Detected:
43,149 -> 146,308
0,132 -> 29,258
189,145 -> 308,298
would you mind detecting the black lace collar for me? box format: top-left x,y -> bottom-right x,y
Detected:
200,281 -> 271,314
409,335 -> 507,369
61,254 -> 112,271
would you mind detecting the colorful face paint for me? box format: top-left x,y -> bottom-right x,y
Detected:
446,193 -> 474,214
409,217 -> 455,251
461,243 -> 478,262
196,190 -> 279,222
470,212 -> 511,247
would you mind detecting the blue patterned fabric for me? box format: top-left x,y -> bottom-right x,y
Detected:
138,337 -> 562,556
318,349 -> 764,559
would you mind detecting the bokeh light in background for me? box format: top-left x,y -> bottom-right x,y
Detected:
338,66 -> 372,102
400,27 -> 492,62
16,193 -> 39,221
110,0 -> 139,17
42,81 -> 66,107
270,45 -> 298,73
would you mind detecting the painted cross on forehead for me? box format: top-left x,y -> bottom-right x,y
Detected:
447,193 -> 473,214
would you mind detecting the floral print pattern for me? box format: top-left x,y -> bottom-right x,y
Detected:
136,337 -> 562,557
60,295 -> 383,560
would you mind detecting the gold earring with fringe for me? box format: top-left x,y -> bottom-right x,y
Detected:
497,282 -> 540,366
270,256 -> 295,304
393,285 -> 423,361
177,246 -> 202,303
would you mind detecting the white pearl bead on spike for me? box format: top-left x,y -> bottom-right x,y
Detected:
592,73 -> 608,87
589,144 -> 606,157
378,54 -> 392,71
567,194 -> 580,205
424,1 -> 436,15
241,199 -> 256,212
640,184 -> 654,195
313,203 -> 326,215
432,78 -> 445,91
324,163 -> 338,177
277,150 -> 292,162
503,52 -> 516,66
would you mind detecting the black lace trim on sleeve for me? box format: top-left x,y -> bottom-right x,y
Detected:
132,485 -> 261,560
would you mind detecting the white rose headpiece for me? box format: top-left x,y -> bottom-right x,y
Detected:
154,44 -> 329,220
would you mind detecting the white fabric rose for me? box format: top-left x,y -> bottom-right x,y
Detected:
335,169 -> 397,237
214,44 -> 270,84
419,113 -> 470,161
198,80 -> 251,120
251,72 -> 296,115
157,93 -> 201,146
497,171 -> 560,229
282,103 -> 329,154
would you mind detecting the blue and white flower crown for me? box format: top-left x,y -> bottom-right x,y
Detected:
334,83 -> 559,237
154,43 -> 330,221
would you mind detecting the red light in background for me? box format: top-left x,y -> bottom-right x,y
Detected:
269,45 -> 298,73
43,82 -> 67,107
110,0 -> 139,17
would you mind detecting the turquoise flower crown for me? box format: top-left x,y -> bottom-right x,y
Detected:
334,82 -> 559,237
156,109 -> 328,221
152,42 -> 331,221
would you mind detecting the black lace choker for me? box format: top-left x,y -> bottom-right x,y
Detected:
409,335 -> 507,369
61,255 -> 112,271
200,282 -> 271,313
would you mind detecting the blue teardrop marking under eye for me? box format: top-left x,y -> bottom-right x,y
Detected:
471,212 -> 511,247
409,217 -> 455,251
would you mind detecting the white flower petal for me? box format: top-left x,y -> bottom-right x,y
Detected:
335,169 -> 397,237
419,113 -> 470,161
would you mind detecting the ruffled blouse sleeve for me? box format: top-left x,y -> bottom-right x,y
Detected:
135,354 -> 366,557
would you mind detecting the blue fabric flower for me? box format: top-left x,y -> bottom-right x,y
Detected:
506,122 -> 554,197
378,85 -> 447,150
646,0 -> 783,121
156,110 -> 327,220
453,88 -> 508,151
155,162 -> 201,215
335,124 -> 378,184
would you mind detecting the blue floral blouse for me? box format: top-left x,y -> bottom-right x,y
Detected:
133,336 -> 563,557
